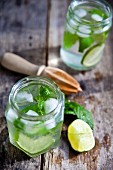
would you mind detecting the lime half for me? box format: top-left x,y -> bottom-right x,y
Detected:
81,44 -> 104,67
68,119 -> 95,152
17,133 -> 54,154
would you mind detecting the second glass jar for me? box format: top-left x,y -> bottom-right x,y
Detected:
60,0 -> 112,70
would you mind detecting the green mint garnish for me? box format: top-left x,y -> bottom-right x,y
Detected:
14,118 -> 25,129
36,85 -> 53,101
64,100 -> 94,129
21,103 -> 43,115
21,85 -> 54,115
79,37 -> 93,53
63,31 -> 78,50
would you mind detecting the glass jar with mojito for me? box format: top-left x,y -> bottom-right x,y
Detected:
60,0 -> 112,70
5,76 -> 64,157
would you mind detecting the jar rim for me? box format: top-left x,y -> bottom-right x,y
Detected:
69,0 -> 112,27
9,76 -> 64,121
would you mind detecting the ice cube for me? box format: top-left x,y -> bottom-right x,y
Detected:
20,118 -> 40,126
26,110 -> 38,116
102,25 -> 111,32
70,19 -> 78,27
16,91 -> 33,103
75,9 -> 87,18
44,98 -> 58,113
6,108 -> 18,122
20,118 -> 41,134
91,14 -> 103,21
78,26 -> 91,34
77,26 -> 91,38
44,118 -> 56,129
66,23 -> 75,34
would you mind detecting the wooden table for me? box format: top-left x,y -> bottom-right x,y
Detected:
0,0 -> 113,169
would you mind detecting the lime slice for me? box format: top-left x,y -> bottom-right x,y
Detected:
81,44 -> 104,67
68,119 -> 95,152
17,133 -> 54,154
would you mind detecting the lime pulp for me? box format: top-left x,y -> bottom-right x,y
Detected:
81,44 -> 105,67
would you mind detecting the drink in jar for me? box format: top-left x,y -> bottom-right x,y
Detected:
5,76 -> 64,157
60,0 -> 112,70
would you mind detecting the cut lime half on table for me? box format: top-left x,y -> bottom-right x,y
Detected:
17,133 -> 54,154
68,119 -> 95,152
81,44 -> 104,67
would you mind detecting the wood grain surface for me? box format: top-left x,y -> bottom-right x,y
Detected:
0,0 -> 113,169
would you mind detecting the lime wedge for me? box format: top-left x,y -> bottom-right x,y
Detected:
68,119 -> 95,152
81,44 -> 104,67
17,133 -> 54,154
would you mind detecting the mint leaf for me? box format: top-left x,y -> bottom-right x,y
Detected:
21,103 -> 44,115
14,118 -> 25,130
79,37 -> 93,53
64,100 -> 94,129
63,31 -> 78,50
40,86 -> 52,99
35,85 -> 54,101
21,85 -> 55,116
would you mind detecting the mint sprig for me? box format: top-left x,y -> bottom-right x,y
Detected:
63,31 -> 78,49
79,37 -> 93,53
21,102 -> 44,116
64,100 -> 94,129
21,85 -> 54,115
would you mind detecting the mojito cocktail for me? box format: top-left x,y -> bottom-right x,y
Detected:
60,0 -> 112,70
5,76 -> 64,157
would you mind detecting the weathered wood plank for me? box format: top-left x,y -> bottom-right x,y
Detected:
0,0 -> 48,169
44,0 -> 113,169
0,0 -> 47,63
46,0 -> 68,71
48,0 -> 67,48
43,78 -> 113,169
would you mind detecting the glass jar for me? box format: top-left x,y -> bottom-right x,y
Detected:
60,0 -> 112,70
5,76 -> 64,157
